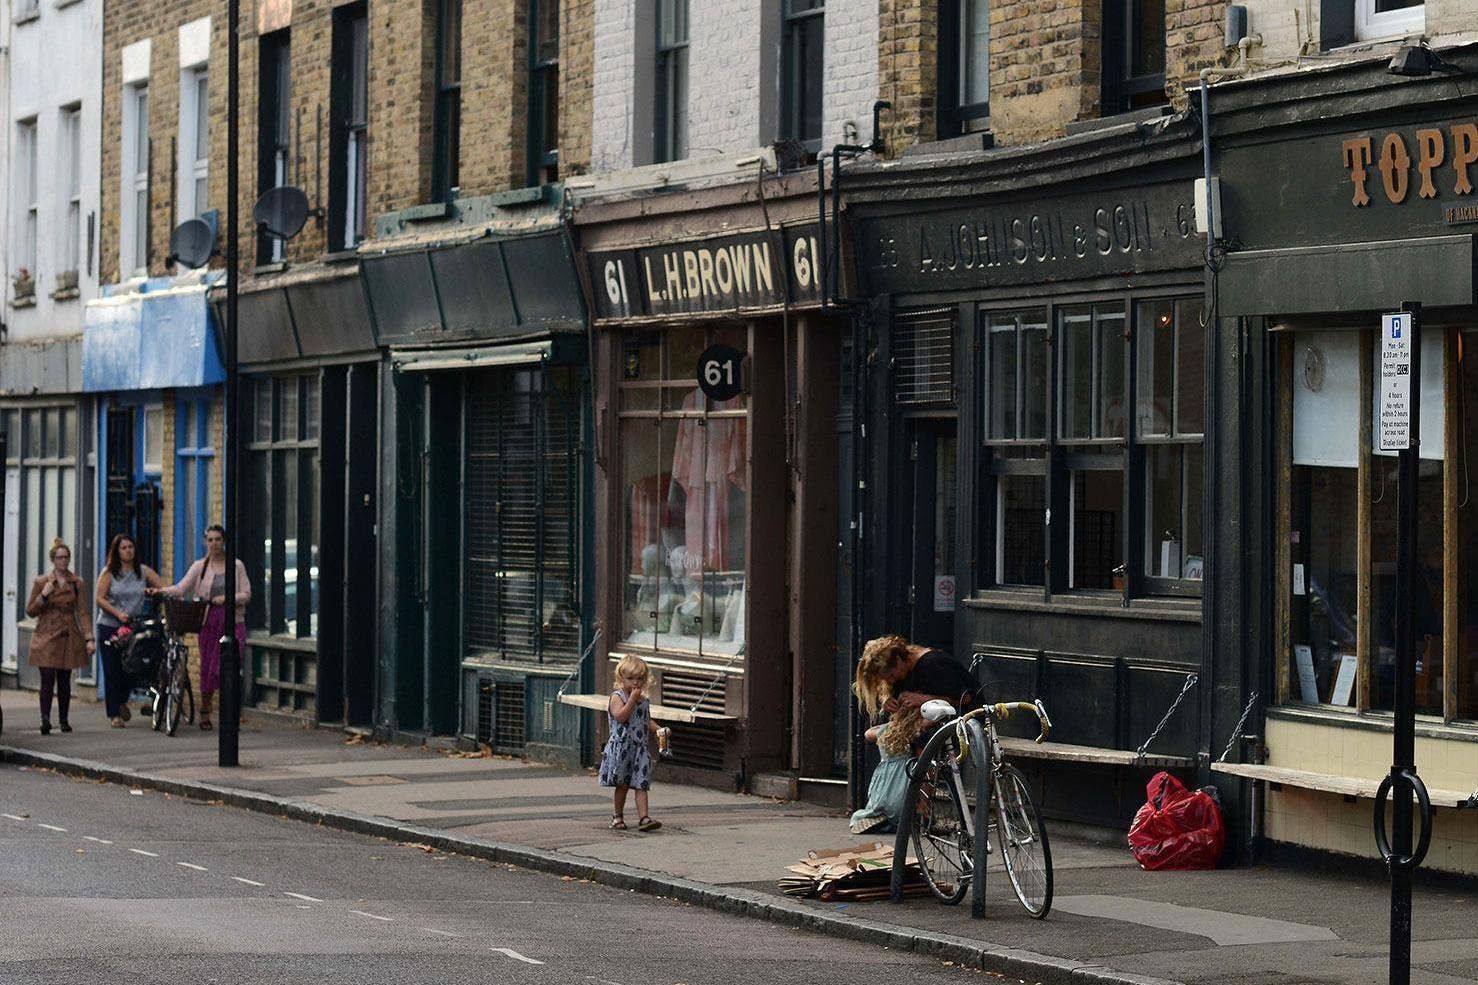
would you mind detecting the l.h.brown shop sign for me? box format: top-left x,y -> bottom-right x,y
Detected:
1341,125 -> 1478,206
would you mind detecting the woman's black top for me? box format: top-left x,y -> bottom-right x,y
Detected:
898,649 -> 978,711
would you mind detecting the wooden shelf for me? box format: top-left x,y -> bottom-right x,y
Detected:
556,692 -> 739,724
1210,761 -> 1476,808
997,736 -> 1193,769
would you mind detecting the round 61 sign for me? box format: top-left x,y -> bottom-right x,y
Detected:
697,344 -> 745,401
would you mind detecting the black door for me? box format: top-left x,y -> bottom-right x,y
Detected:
905,420 -> 958,650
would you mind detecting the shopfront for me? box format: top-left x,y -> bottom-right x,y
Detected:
1215,55 -> 1478,873
569,171 -> 848,793
363,211 -> 592,765
2,340 -> 92,689
843,121 -> 1242,829
228,263 -> 380,727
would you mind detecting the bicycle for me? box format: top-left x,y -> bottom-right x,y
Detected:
894,697 -> 1054,917
150,597 -> 205,737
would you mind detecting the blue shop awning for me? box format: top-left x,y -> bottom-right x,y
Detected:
82,275 -> 224,393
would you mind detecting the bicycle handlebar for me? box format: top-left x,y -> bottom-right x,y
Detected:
957,700 -> 1052,743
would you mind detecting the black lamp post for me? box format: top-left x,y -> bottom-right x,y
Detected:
220,0 -> 242,767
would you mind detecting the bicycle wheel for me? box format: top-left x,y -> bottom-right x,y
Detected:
993,763 -> 1053,918
902,726 -> 975,904
166,652 -> 186,737
150,676 -> 166,732
183,672 -> 195,725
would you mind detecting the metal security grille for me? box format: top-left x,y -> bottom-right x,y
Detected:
476,678 -> 495,746
660,670 -> 728,770
893,307 -> 956,406
465,368 -> 580,665
495,680 -> 527,753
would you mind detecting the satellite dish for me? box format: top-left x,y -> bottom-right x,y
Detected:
253,185 -> 310,240
167,218 -> 216,269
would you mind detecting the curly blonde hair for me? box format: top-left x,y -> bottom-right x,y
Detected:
853,634 -> 911,722
877,705 -> 926,757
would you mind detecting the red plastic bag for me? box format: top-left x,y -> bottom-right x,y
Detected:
1127,771 -> 1226,871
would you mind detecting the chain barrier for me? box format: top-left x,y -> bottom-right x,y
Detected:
555,625 -> 604,699
1136,673 -> 1199,760
689,648 -> 744,716
1217,690 -> 1259,764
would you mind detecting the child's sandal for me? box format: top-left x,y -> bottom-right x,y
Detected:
637,815 -> 661,832
609,814 -> 627,830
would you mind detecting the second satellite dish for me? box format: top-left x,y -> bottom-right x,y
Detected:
168,218 -> 216,269
254,186 -> 310,240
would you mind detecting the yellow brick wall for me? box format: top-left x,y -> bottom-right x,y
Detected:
1262,717 -> 1478,875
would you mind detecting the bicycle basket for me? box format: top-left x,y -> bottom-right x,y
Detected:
162,598 -> 210,634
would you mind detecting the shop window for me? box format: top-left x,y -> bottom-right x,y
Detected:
432,0 -> 461,202
527,0 -> 559,186
1101,0 -> 1166,116
937,0 -> 989,137
781,0 -> 824,149
11,406 -> 79,622
619,327 -> 749,660
1370,331 -> 1444,715
1138,299 -> 1204,585
1060,304 -> 1126,590
983,309 -> 1047,587
329,4 -> 369,250
141,404 -> 164,474
174,398 -> 214,581
654,0 -> 689,164
1355,0 -> 1423,41
257,30 -> 290,264
244,375 -> 320,639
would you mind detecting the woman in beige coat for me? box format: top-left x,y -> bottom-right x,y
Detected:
25,538 -> 95,734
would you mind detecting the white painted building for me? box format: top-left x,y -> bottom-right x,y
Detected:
591,0 -> 880,174
0,0 -> 103,685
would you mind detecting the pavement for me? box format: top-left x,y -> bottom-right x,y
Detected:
3,687 -> 1477,985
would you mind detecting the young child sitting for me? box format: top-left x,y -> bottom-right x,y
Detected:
848,704 -> 927,834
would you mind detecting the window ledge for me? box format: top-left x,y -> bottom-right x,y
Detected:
965,589 -> 1202,623
253,262 -> 289,275
50,287 -> 80,302
321,249 -> 359,265
244,632 -> 317,653
10,295 -> 37,309
901,130 -> 994,158
12,9 -> 39,25
1268,703 -> 1478,742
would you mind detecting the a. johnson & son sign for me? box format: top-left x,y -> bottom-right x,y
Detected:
855,182 -> 1202,295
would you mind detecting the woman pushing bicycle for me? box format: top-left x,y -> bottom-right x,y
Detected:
150,525 -> 250,732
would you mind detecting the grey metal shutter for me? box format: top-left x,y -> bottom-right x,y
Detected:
893,306 -> 956,406
465,367 -> 580,665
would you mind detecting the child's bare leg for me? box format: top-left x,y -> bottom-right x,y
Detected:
613,785 -> 630,816
635,789 -> 650,819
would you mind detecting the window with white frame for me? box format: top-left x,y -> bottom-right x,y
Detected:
179,66 -> 209,218
15,119 -> 38,290
123,84 -> 150,276
14,0 -> 38,21
654,0 -> 689,163
142,404 -> 164,474
1355,0 -> 1423,41
60,105 -> 81,278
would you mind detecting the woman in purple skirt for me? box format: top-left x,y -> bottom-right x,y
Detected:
153,525 -> 250,731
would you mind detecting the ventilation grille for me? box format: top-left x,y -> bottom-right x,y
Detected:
476,678 -> 495,746
893,307 -> 956,406
659,670 -> 728,717
660,670 -> 729,771
494,680 -> 527,754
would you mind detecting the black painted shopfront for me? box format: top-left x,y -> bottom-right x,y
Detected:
1211,52 -> 1478,871
842,119 -> 1245,830
363,217 -> 593,766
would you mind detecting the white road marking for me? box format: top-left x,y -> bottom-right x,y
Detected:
1,813 -> 27,821
284,892 -> 323,902
490,948 -> 543,965
177,862 -> 208,872
128,849 -> 159,858
422,928 -> 460,938
348,909 -> 393,922
36,823 -> 67,832
232,877 -> 266,887
83,836 -> 113,845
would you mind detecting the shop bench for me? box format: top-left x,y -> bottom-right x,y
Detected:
1210,761 -> 1477,808
997,736 -> 1194,769
555,692 -> 739,724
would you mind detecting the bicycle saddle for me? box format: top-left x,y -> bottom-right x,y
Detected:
920,699 -> 956,722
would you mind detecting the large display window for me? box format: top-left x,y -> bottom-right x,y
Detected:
618,326 -> 749,660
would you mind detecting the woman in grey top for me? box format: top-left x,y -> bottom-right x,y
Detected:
96,533 -> 164,727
